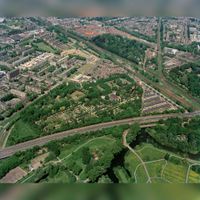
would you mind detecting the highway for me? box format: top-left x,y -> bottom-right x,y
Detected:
0,111 -> 200,160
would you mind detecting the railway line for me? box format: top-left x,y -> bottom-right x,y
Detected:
0,111 -> 200,160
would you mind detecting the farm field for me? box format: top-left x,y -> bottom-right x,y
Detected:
7,74 -> 142,145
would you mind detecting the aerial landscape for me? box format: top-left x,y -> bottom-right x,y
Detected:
0,16 -> 200,184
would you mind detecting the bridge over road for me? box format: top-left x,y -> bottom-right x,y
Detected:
0,111 -> 200,160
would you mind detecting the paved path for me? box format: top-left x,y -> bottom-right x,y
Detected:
122,130 -> 152,183
0,111 -> 200,160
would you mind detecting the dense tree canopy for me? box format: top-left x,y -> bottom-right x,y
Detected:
169,63 -> 200,97
93,34 -> 147,64
148,117 -> 200,154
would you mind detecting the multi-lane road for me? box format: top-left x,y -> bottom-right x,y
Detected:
0,111 -> 200,160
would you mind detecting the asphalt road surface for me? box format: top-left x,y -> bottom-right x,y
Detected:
0,111 -> 200,160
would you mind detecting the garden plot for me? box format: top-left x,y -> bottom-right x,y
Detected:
15,74 -> 142,140
41,104 -> 97,132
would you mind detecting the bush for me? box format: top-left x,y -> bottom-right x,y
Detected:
0,115 -> 4,121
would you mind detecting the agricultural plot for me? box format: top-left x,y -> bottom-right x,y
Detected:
8,74 -> 142,145
122,144 -> 200,183
142,84 -> 178,115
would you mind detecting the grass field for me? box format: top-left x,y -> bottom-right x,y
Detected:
46,170 -> 76,183
124,151 -> 141,177
114,167 -> 130,183
135,165 -> 149,183
34,42 -> 57,53
16,134 -> 117,183
145,160 -> 166,178
59,144 -> 80,160
7,119 -> 40,146
136,144 -> 166,161
71,91 -> 85,101
8,134 -> 200,184
59,135 -> 117,182
78,63 -> 95,74
162,162 -> 188,183
122,143 -> 200,183
188,168 -> 200,183
60,136 -> 115,163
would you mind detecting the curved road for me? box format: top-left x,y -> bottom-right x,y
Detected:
0,111 -> 200,160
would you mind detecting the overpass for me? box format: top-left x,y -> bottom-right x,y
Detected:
0,111 -> 200,160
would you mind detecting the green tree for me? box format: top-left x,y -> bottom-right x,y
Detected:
82,147 -> 91,165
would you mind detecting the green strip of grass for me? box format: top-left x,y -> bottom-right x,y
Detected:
7,119 -> 41,146
35,42 -> 57,53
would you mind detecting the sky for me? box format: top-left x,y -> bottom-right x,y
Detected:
0,0 -> 200,17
